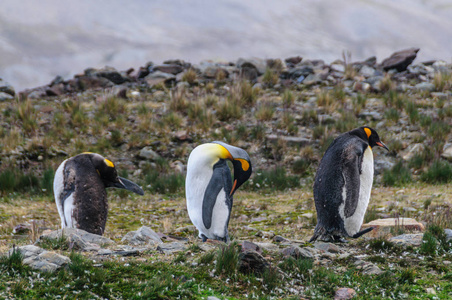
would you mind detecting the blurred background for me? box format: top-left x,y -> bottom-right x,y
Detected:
1,0 -> 451,91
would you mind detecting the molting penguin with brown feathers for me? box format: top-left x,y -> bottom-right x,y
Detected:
53,153 -> 144,235
310,126 -> 388,242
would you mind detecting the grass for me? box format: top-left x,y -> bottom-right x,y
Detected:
382,161 -> 412,187
421,160 -> 452,184
246,167 -> 300,191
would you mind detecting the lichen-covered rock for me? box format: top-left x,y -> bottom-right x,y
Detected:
36,228 -> 114,251
157,242 -> 187,255
121,226 -> 163,246
9,245 -> 70,273
361,218 -> 425,238
390,233 -> 423,247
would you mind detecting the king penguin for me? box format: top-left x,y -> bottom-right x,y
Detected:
310,126 -> 389,242
54,153 -> 144,235
186,141 -> 252,242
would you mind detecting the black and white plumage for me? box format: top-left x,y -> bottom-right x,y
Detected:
186,141 -> 252,242
310,126 -> 388,242
54,153 -> 144,235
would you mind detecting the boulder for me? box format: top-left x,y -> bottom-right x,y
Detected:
280,246 -> 315,259
0,79 -> 15,96
238,250 -> 270,274
237,57 -> 267,75
157,242 -> 187,255
153,64 -> 184,75
0,92 -> 14,101
36,228 -> 114,251
138,146 -> 161,160
121,226 -> 162,246
361,218 -> 425,238
401,143 -> 424,161
266,134 -> 310,147
390,233 -> 423,247
9,245 -> 70,273
414,82 -> 435,92
380,48 -> 419,72
334,288 -> 356,300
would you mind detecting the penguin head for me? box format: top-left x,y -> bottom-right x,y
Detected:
352,127 -> 389,151
211,141 -> 252,196
84,153 -> 145,195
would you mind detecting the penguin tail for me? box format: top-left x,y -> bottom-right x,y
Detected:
351,227 -> 374,239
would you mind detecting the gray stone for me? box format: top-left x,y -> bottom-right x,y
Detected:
402,143 -> 424,161
241,241 -> 262,253
10,245 -> 70,273
281,246 -> 314,259
144,71 -> 176,81
314,242 -> 341,253
237,57 -> 267,75
303,73 -> 323,85
441,143 -> 452,161
0,91 -> 14,101
239,250 -> 270,274
365,76 -> 384,92
153,64 -> 184,75
0,79 -> 15,96
121,226 -> 162,246
255,230 -> 275,239
157,242 -> 187,255
254,242 -> 280,253
361,218 -> 425,238
266,134 -> 310,147
414,82 -> 435,92
330,63 -> 345,73
207,297 -> 221,300
380,48 -> 419,72
334,287 -> 356,300
359,65 -> 376,77
390,233 -> 423,247
444,229 -> 452,241
362,263 -> 384,275
358,111 -> 383,121
37,228 -> 114,251
138,146 -> 161,160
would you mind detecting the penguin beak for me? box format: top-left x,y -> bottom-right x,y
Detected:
376,141 -> 389,151
114,177 -> 145,195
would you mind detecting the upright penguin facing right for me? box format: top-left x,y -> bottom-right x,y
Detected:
310,126 -> 388,242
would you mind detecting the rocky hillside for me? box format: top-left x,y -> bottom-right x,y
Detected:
0,47 -> 451,194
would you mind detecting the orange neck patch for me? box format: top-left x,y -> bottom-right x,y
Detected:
104,159 -> 115,168
364,127 -> 371,138
235,158 -> 250,171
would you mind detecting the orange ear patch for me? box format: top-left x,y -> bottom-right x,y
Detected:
235,158 -> 250,171
364,127 -> 371,138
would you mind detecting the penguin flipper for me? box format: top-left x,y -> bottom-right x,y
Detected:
342,142 -> 365,218
202,162 -> 229,229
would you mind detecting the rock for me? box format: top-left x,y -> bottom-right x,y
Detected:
414,82 -> 435,92
121,226 -> 162,246
13,223 -> 32,234
254,242 -> 280,253
266,134 -> 310,147
76,76 -> 114,91
9,245 -> 70,273
207,297 -> 221,300
361,218 -> 425,238
138,146 -> 161,160
314,242 -> 341,253
362,263 -> 384,275
174,225 -> 196,234
36,228 -> 114,251
401,143 -> 424,161
441,143 -> 452,161
365,76 -> 384,92
85,66 -> 129,85
255,230 -> 275,239
285,56 -> 303,66
303,73 -> 323,85
374,156 -> 395,175
445,229 -> 452,241
273,235 -> 290,243
0,92 -> 14,101
0,79 -> 15,96
334,288 -> 356,300
237,57 -> 267,75
281,246 -> 314,259
153,64 -> 184,75
353,81 -> 371,93
157,242 -> 187,255
330,63 -> 345,73
144,71 -> 176,86
380,48 -> 419,72
238,250 -> 270,274
241,241 -> 262,253
359,65 -> 376,79
390,233 -> 423,247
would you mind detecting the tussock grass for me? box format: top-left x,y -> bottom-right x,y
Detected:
262,68 -> 279,87
215,242 -> 240,277
255,101 -> 275,121
247,167 -> 300,191
421,160 -> 452,184
382,161 -> 412,187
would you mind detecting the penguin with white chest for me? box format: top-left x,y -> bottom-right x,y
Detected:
310,126 -> 388,242
54,153 -> 144,235
186,141 -> 252,242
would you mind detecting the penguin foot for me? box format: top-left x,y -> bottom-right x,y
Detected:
200,234 -> 208,242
